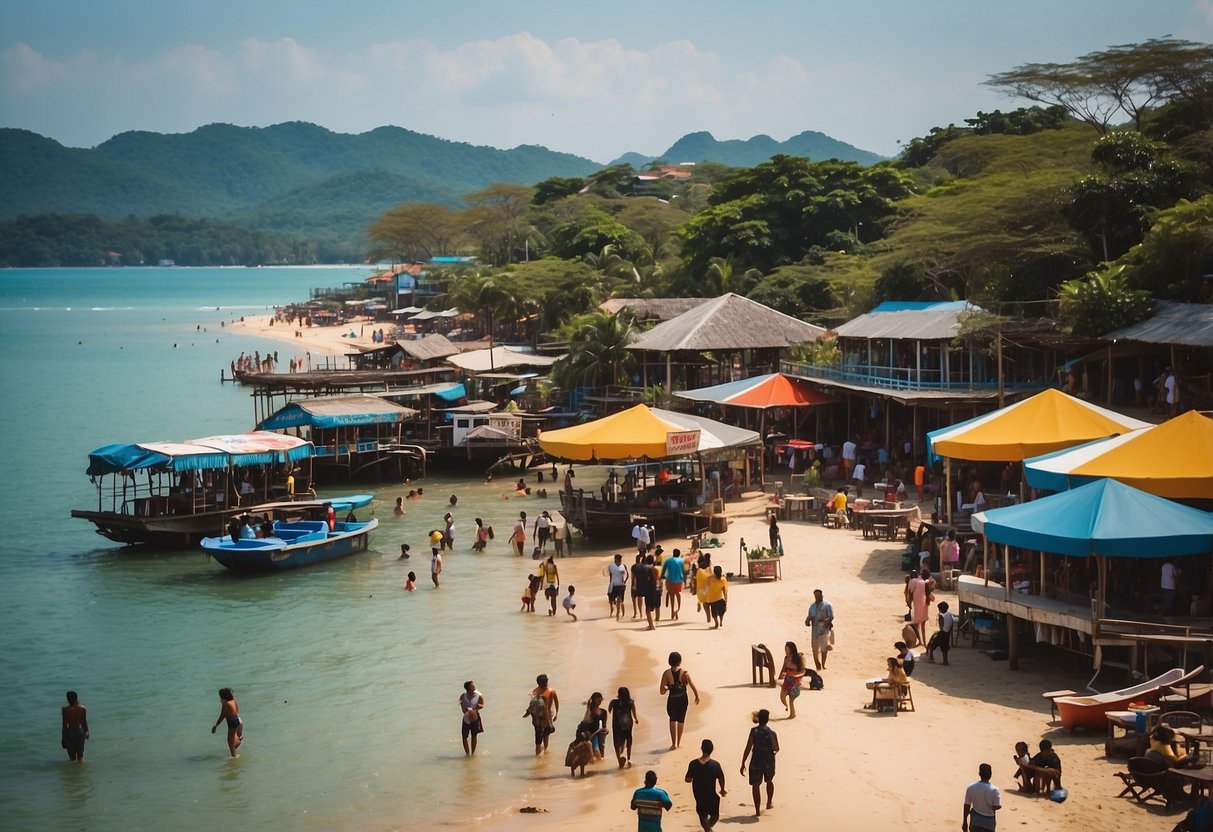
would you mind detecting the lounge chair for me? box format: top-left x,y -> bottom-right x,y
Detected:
1115,756 -> 1171,809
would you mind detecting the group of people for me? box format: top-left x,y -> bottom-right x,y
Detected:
605,545 -> 728,631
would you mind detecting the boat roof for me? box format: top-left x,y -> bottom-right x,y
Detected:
87,431 -> 313,476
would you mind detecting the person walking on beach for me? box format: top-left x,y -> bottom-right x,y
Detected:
641,554 -> 662,630
908,567 -> 934,647
431,547 -> 443,588
702,565 -> 728,629
778,642 -> 807,719
631,770 -> 672,832
685,738 -> 726,830
962,763 -> 1001,832
61,691 -> 89,762
459,680 -> 485,756
606,553 -> 629,620
767,513 -> 781,553
660,651 -> 700,750
211,688 -> 243,758
525,674 -> 559,755
631,553 -> 647,619
562,585 -> 578,621
661,547 -> 685,621
804,589 -> 834,670
609,686 -> 640,768
739,708 -> 779,817
534,510 -> 552,555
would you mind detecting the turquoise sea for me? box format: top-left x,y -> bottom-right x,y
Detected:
0,268 -> 605,831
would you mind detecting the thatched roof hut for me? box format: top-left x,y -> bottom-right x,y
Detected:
627,293 -> 826,352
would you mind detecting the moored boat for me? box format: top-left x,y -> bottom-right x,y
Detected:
72,432 -> 314,547
201,514 -> 378,571
1053,666 -> 1197,730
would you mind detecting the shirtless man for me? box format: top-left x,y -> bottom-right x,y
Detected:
526,674 -> 560,755
61,691 -> 89,762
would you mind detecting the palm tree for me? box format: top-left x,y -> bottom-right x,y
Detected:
554,313 -> 637,390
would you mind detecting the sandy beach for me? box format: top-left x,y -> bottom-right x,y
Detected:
233,313 -> 1176,832
464,499 -> 1177,832
231,313 -> 418,362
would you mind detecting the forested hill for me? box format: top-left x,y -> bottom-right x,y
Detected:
0,122 -> 601,225
611,129 -> 885,168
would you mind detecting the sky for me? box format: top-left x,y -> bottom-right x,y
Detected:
2,0 -> 1211,163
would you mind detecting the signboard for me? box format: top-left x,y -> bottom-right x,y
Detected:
665,430 -> 701,457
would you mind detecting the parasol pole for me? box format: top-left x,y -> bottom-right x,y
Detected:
946,457 -> 953,524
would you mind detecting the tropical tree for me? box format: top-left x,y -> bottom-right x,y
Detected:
1057,265 -> 1152,336
367,202 -> 463,262
552,312 -> 637,390
440,271 -> 518,354
462,183 -> 536,265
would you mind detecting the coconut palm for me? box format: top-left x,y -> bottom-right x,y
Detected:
554,312 -> 637,390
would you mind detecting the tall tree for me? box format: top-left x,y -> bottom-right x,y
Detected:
462,183 -> 535,266
367,202 -> 463,262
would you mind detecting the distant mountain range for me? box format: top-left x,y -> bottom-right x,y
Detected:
0,122 -> 885,243
611,130 -> 885,168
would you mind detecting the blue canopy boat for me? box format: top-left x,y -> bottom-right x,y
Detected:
72,431 -> 332,547
201,514 -> 379,571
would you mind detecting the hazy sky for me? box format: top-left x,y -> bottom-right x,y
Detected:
3,1 -> 1210,162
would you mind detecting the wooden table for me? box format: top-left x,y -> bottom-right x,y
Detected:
1173,766 -> 1213,800
1105,709 -> 1157,757
783,495 -> 815,521
1177,726 -> 1213,751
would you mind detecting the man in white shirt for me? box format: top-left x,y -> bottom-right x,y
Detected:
1165,368 -> 1178,415
633,523 -> 651,557
962,763 -> 1001,832
852,461 -> 866,498
841,439 -> 857,479
606,553 -> 629,620
928,601 -> 955,665
1161,560 -> 1179,614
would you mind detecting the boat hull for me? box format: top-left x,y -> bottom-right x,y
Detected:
202,519 -> 377,572
71,508 -> 238,547
1054,667 -> 1187,730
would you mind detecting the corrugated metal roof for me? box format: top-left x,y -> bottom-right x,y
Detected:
1103,301 -> 1213,347
628,293 -> 825,351
258,394 -> 417,430
834,302 -> 982,341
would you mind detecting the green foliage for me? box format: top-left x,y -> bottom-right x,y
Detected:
1058,265 -> 1152,336
791,334 -> 841,366
897,106 -> 1068,168
551,312 -> 637,389
549,209 -> 647,262
1064,131 -> 1203,261
532,177 -> 586,205
745,264 -> 837,319
679,155 -> 912,276
1097,195 -> 1213,300
0,213 -> 312,267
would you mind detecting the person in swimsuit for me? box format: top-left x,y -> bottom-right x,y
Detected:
61,690 -> 89,762
459,680 -> 485,756
659,651 -> 700,750
608,686 -> 640,768
211,687 -> 243,757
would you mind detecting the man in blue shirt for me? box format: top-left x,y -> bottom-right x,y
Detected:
661,547 -> 686,621
631,769 -> 672,831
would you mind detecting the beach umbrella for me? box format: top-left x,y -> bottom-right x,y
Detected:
928,388 -> 1149,462
537,404 -> 759,462
676,373 -> 836,409
971,478 -> 1213,558
1024,411 -> 1213,499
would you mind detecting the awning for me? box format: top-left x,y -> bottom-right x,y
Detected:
258,395 -> 417,430
538,404 -> 760,462
677,373 -> 836,408
86,432 -> 314,476
1024,411 -> 1213,499
971,478 -> 1213,558
928,389 -> 1149,462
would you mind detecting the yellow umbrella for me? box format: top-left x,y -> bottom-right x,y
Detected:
928,389 -> 1149,462
1063,411 -> 1213,499
538,404 -> 758,462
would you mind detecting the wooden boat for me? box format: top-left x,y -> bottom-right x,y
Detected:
72,432 -> 314,547
1053,666 -> 1200,730
201,515 -> 379,572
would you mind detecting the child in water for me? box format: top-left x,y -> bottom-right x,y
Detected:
563,585 -> 578,621
405,572 -> 417,591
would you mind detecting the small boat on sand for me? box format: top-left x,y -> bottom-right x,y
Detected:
1053,666 -> 1200,730
201,513 -> 378,572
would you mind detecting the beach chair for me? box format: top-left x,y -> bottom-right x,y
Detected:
751,644 -> 777,688
1114,756 -> 1171,808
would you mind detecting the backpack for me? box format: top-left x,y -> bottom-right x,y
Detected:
526,693 -> 547,720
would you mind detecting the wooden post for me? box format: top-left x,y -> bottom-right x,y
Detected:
665,352 -> 672,406
1007,609 -> 1019,671
1040,549 -> 1047,599
982,532 -> 989,586
946,457 -> 953,524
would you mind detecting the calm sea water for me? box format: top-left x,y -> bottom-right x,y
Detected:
0,268 -> 602,831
